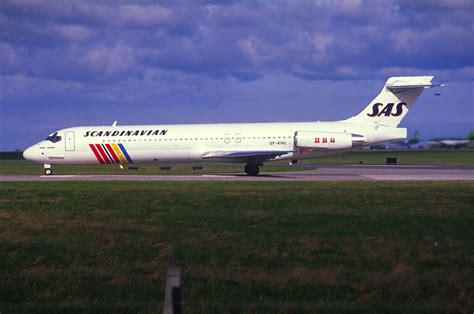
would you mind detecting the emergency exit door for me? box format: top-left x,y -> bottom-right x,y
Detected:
65,131 -> 75,151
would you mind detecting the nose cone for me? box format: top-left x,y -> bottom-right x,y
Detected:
23,146 -> 34,161
23,146 -> 40,162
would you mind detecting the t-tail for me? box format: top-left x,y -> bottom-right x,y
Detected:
345,76 -> 442,127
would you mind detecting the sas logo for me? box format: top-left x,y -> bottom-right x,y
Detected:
367,102 -> 407,117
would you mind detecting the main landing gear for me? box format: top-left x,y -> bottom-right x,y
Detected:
44,164 -> 53,176
244,163 -> 260,176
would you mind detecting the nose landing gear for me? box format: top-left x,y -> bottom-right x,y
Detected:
44,164 -> 53,176
244,163 -> 260,176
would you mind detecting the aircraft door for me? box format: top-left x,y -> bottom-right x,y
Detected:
65,131 -> 75,151
224,133 -> 230,144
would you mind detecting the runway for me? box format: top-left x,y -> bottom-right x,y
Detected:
1,164 -> 473,182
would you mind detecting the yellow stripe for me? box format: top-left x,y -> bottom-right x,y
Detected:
112,143 -> 127,163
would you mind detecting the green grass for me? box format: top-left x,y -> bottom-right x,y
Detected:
1,181 -> 472,312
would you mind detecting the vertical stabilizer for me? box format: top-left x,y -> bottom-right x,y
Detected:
345,76 -> 439,127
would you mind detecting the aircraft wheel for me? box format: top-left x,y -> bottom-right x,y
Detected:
244,163 -> 259,176
45,168 -> 53,176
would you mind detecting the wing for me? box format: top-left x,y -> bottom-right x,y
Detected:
201,150 -> 292,163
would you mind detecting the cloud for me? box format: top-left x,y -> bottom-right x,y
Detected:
52,24 -> 93,42
0,43 -> 20,74
1,0 -> 472,82
118,4 -> 173,27
83,44 -> 137,76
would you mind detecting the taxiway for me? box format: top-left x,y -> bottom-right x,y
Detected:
0,164 -> 472,181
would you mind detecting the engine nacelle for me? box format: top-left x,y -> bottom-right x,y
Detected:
295,131 -> 365,150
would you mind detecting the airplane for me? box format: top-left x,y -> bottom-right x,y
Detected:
23,76 -> 442,176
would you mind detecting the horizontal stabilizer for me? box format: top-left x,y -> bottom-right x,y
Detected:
387,83 -> 444,90
385,76 -> 444,93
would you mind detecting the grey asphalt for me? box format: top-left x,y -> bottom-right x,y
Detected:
1,164 -> 473,181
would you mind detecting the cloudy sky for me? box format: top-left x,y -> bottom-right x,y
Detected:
1,0 -> 473,150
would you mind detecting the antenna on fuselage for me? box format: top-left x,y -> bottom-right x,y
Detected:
112,121 -> 118,127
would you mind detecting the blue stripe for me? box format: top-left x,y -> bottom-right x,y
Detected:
118,143 -> 133,163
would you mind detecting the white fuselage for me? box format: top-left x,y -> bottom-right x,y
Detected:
23,120 -> 406,165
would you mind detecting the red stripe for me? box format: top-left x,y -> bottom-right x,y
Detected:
89,144 -> 105,164
101,144 -> 115,164
105,144 -> 120,163
95,144 -> 111,164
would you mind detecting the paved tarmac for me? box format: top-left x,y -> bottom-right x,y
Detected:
1,164 -> 473,181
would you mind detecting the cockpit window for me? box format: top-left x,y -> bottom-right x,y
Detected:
45,132 -> 62,143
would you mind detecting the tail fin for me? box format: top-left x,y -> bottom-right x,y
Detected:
345,76 -> 441,127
